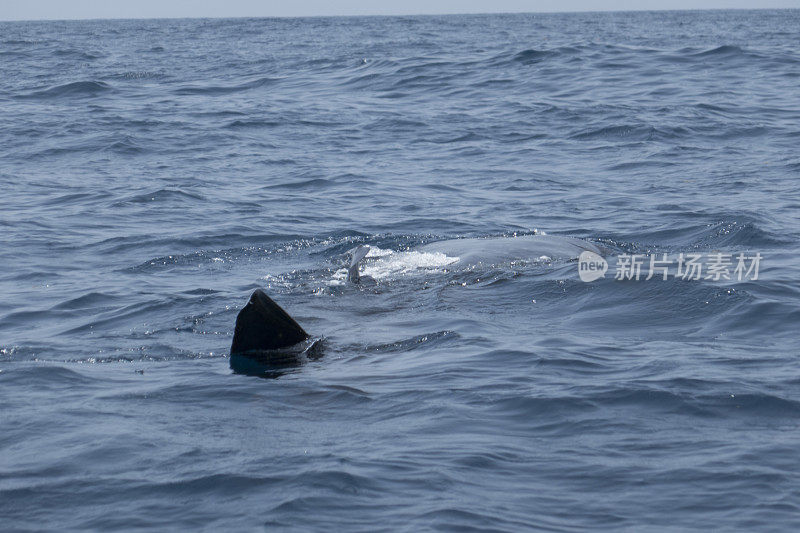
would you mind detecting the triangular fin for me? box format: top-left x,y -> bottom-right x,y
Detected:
230,289 -> 309,354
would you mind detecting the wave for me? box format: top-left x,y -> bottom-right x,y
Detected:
691,219 -> 791,248
124,234 -> 339,272
262,177 -> 332,190
692,45 -> 747,58
50,292 -> 119,311
570,124 -> 678,142
363,330 -> 459,353
105,136 -> 144,154
173,76 -> 278,96
86,232 -> 308,255
597,217 -> 789,257
662,44 -> 765,65
0,365 -> 98,386
595,387 -> 800,418
128,248 -> 265,272
113,188 -> 206,206
224,118 -> 282,129
110,70 -> 167,80
512,48 -> 560,64
19,80 -> 113,99
53,48 -> 103,60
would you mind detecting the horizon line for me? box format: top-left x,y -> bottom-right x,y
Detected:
1,6 -> 797,24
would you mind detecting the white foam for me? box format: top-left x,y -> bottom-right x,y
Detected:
331,246 -> 459,283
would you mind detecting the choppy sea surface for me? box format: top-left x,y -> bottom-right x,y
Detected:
2,9 -> 800,531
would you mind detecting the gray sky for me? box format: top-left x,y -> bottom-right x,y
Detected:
1,0 -> 798,21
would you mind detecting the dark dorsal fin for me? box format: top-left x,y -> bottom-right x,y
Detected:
230,289 -> 309,354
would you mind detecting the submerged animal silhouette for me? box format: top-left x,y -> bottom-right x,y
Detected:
346,234 -> 602,283
230,234 -> 602,373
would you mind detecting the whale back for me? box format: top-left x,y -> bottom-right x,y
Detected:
416,235 -> 601,266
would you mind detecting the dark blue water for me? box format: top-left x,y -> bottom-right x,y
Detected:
2,9 -> 800,531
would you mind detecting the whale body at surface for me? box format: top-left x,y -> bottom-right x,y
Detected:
228,234 -> 603,375
414,234 -> 602,266
344,234 -> 603,283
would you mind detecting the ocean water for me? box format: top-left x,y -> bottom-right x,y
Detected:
2,9 -> 800,531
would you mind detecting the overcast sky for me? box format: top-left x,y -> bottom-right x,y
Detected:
1,0 -> 798,21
